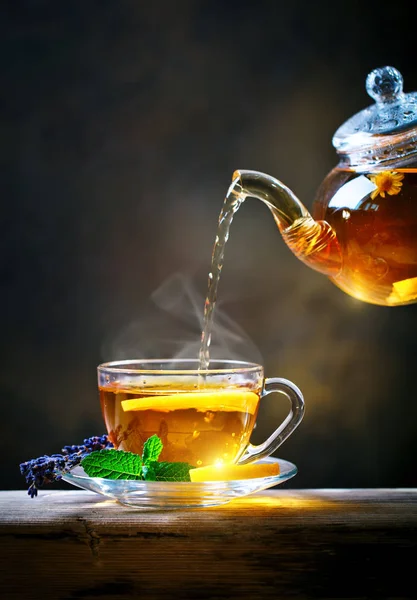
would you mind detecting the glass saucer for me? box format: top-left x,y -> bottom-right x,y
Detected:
61,457 -> 297,509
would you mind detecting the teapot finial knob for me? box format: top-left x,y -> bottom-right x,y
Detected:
366,66 -> 404,104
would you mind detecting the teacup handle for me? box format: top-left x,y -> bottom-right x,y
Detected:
237,377 -> 305,465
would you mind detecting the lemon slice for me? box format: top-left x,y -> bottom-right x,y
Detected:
121,391 -> 259,415
189,462 -> 279,482
389,277 -> 417,303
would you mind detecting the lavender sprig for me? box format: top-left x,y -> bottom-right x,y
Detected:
19,435 -> 113,498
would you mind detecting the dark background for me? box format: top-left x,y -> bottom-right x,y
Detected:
2,0 -> 417,492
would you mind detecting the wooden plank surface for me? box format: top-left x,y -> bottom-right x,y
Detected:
0,489 -> 416,599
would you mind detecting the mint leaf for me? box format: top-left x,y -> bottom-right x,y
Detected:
148,461 -> 194,482
142,435 -> 163,465
81,449 -> 143,480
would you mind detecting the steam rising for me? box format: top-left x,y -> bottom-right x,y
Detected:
104,273 -> 262,365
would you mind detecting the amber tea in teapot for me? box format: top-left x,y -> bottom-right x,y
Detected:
312,166 -> 417,305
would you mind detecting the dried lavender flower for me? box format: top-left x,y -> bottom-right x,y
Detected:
19,435 -> 113,498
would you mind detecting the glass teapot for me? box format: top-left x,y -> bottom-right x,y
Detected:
232,66 -> 417,306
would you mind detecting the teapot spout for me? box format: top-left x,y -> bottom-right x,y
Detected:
231,170 -> 342,277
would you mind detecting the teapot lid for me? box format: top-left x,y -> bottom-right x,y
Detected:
333,66 -> 417,165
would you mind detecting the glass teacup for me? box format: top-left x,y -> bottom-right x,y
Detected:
98,359 -> 304,467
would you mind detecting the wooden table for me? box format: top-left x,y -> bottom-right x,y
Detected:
0,489 -> 416,599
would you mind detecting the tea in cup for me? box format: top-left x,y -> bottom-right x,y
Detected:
98,359 -> 304,467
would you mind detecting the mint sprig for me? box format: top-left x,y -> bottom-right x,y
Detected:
80,434 -> 194,482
